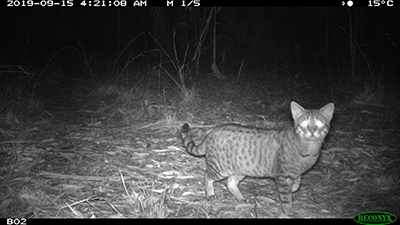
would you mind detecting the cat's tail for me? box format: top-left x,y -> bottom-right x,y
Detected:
180,123 -> 205,156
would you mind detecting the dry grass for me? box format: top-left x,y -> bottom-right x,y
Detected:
1,60 -> 399,218
352,69 -> 399,110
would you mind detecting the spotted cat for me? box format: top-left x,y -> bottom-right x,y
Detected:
180,101 -> 334,215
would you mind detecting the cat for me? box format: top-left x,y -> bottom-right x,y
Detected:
180,101 -> 334,215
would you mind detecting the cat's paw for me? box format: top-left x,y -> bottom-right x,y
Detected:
281,203 -> 293,215
206,195 -> 218,201
238,198 -> 248,203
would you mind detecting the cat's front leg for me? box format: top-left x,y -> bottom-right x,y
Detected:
226,175 -> 246,202
292,176 -> 301,193
276,175 -> 294,215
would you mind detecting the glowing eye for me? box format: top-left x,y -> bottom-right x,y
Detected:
300,120 -> 309,127
316,120 -> 323,127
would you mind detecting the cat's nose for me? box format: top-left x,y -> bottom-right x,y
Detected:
309,126 -> 317,134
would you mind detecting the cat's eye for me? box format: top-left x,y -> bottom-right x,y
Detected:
315,120 -> 323,127
300,120 -> 309,127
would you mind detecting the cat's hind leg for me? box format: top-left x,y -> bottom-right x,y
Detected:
205,173 -> 217,200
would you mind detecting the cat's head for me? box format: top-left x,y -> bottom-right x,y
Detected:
291,101 -> 334,142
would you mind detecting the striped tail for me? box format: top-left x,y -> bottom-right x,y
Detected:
180,123 -> 205,156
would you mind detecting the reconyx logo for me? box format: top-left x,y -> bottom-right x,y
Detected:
354,211 -> 397,225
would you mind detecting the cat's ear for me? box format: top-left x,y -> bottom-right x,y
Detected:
291,101 -> 305,120
320,103 -> 334,121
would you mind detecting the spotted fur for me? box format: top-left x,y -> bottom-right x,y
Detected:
180,101 -> 334,215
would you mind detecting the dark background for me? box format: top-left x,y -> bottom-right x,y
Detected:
0,6 -> 399,83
